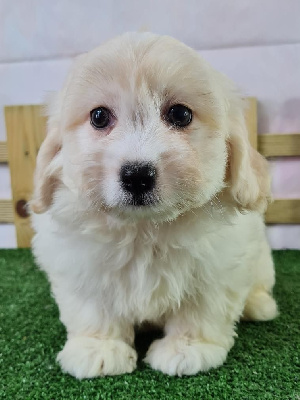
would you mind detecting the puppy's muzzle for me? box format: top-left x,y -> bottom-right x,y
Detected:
120,162 -> 157,206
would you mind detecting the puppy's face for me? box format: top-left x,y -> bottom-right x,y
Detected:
32,33 -> 271,220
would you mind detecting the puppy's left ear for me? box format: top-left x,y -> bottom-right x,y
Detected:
226,102 -> 271,213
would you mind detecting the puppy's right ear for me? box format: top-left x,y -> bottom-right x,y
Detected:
31,93 -> 63,214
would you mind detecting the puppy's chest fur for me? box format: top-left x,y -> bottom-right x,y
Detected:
34,210 -> 222,323
71,220 -> 204,323
33,206 -> 255,325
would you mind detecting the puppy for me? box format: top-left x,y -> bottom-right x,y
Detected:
31,32 -> 278,378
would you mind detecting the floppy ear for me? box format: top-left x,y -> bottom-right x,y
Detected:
30,94 -> 63,214
30,54 -> 89,214
227,105 -> 271,213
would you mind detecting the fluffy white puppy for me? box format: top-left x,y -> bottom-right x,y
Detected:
31,32 -> 278,379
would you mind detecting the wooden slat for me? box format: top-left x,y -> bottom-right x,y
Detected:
5,105 -> 46,248
265,199 -> 300,224
258,133 -> 300,157
245,97 -> 258,150
0,199 -> 14,223
0,141 -> 8,163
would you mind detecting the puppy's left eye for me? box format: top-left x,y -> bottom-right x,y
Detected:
166,104 -> 192,128
90,107 -> 111,129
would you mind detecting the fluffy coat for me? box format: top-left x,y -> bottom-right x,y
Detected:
31,32 -> 277,378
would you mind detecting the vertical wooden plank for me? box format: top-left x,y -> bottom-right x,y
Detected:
245,97 -> 258,150
5,105 -> 46,248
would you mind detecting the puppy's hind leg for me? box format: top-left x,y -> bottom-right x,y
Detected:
243,289 -> 278,321
242,241 -> 278,321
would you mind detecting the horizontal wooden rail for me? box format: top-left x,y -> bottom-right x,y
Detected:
2,132 -> 300,163
258,134 -> 300,158
0,141 -> 8,163
1,198 -> 299,225
265,199 -> 300,224
0,199 -> 14,223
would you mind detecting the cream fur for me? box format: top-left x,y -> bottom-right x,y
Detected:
31,32 -> 278,378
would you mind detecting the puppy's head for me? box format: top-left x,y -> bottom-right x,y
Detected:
31,32 -> 271,221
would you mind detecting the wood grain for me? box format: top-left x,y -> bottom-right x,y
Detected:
258,133 -> 300,157
0,199 -> 14,223
265,199 -> 300,224
5,105 -> 46,247
0,141 -> 8,163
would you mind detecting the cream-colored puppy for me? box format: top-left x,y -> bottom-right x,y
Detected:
31,32 -> 278,378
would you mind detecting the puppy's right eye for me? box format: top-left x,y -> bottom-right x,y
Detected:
166,104 -> 193,128
90,107 -> 111,129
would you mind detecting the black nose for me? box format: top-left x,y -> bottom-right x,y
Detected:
120,162 -> 157,196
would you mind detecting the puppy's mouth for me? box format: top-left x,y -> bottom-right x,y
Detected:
114,191 -> 175,222
122,192 -> 159,207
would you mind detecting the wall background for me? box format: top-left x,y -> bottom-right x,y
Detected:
1,0 -> 300,248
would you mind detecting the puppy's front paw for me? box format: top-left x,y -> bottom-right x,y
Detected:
145,336 -> 227,376
57,337 -> 137,378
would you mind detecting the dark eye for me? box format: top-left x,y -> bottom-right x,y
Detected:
166,104 -> 192,128
90,107 -> 111,129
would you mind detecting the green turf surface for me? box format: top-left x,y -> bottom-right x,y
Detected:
0,249 -> 299,400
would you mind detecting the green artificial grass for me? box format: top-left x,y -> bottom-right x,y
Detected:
0,249 -> 299,400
